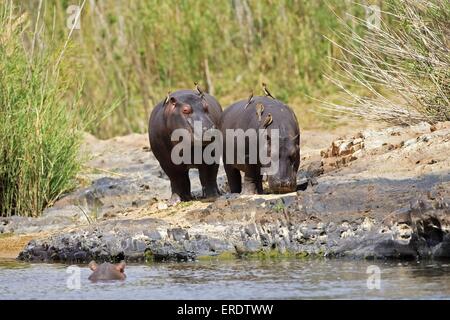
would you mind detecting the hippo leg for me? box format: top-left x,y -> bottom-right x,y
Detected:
199,164 -> 220,199
242,170 -> 263,194
224,164 -> 242,193
167,170 -> 192,205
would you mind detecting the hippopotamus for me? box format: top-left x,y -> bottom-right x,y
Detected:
88,261 -> 126,282
149,89 -> 222,205
220,95 -> 300,194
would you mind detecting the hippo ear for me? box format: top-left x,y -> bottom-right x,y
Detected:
163,91 -> 171,105
164,96 -> 177,106
164,97 -> 178,118
115,261 -> 126,273
88,261 -> 98,271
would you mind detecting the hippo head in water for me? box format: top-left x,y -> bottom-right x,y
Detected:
163,91 -> 217,146
88,261 -> 126,282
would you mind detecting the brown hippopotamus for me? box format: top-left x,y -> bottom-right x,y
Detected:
220,95 -> 300,194
88,261 -> 126,282
149,89 -> 222,205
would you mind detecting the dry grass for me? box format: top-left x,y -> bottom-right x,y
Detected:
0,234 -> 38,259
323,0 -> 450,125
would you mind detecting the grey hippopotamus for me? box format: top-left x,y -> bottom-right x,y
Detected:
88,261 -> 126,282
149,89 -> 223,205
220,95 -> 300,194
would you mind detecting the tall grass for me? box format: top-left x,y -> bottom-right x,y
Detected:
19,0 -> 369,137
324,0 -> 450,124
0,2 -> 89,217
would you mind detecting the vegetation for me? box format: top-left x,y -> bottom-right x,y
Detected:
0,2 -> 91,216
325,0 -> 450,124
18,0 -> 372,137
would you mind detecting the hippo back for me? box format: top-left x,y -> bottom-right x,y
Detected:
221,96 -> 299,134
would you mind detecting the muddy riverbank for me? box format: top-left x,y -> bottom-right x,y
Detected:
1,122 -> 449,262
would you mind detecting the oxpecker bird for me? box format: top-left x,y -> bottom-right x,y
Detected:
262,82 -> 275,99
244,91 -> 254,109
194,82 -> 205,97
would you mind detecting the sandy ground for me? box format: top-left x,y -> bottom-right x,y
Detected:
0,234 -> 44,259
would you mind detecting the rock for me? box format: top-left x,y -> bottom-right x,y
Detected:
244,239 -> 262,253
432,241 -> 450,259
144,230 -> 162,240
157,202 -> 168,210
374,240 -> 418,260
430,121 -> 450,132
168,228 -> 189,241
394,223 -> 413,241
361,217 -> 375,231
74,251 -> 88,261
297,160 -> 324,190
260,233 -> 272,247
214,197 -> 229,209
306,161 -> 324,178
281,195 -> 297,208
321,134 -> 366,170
244,224 -> 258,238
17,195 -> 450,262
351,149 -> 362,160
340,229 -> 355,238
403,138 -> 417,148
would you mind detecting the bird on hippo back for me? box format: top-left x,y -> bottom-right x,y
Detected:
88,261 -> 126,282
148,85 -> 223,206
220,83 -> 300,194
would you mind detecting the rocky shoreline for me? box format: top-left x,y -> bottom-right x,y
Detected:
16,193 -> 450,263
2,122 -> 449,262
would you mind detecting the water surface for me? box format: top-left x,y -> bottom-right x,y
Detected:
0,259 -> 449,299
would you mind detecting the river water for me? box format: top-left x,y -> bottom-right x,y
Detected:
0,258 -> 449,299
